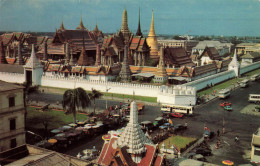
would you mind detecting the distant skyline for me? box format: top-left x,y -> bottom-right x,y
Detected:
0,0 -> 260,36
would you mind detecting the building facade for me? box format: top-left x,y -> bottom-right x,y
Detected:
0,81 -> 25,152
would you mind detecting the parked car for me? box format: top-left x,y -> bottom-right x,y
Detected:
224,105 -> 233,111
220,102 -> 232,107
170,112 -> 184,118
193,148 -> 211,156
140,121 -> 154,131
174,124 -> 187,131
153,117 -> 165,128
159,123 -> 174,130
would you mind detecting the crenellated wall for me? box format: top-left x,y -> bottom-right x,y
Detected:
157,85 -> 197,105
184,61 -> 260,91
41,76 -> 161,97
0,72 -> 25,84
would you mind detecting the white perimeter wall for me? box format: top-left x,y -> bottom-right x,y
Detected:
0,72 -> 25,84
184,61 -> 260,91
41,76 -> 160,97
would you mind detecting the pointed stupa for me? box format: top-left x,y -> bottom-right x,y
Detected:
147,11 -> 159,60
95,44 -> 101,66
117,101 -> 153,163
0,41 -> 7,64
93,22 -> 99,32
156,47 -> 167,77
43,41 -> 48,61
69,49 -> 76,66
228,49 -> 240,77
120,8 -> 131,41
77,31 -> 88,66
24,44 -> 43,69
136,7 -> 143,37
58,17 -> 66,31
15,41 -> 25,65
76,15 -> 86,30
119,45 -> 132,81
65,43 -> 70,64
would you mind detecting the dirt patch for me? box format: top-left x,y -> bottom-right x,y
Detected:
240,104 -> 260,116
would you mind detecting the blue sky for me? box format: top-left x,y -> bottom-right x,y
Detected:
0,0 -> 260,36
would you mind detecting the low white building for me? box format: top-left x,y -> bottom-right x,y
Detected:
192,40 -> 233,57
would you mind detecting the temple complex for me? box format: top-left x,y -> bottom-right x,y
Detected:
147,11 -> 159,62
98,101 -> 166,166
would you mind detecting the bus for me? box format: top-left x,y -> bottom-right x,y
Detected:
161,104 -> 193,115
240,79 -> 249,88
251,74 -> 260,81
249,94 -> 260,103
218,89 -> 230,99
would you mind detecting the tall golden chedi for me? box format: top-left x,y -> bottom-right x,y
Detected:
147,11 -> 159,61
120,8 -> 131,42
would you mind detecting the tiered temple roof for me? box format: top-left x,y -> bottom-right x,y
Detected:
199,46 -> 222,61
164,47 -> 195,68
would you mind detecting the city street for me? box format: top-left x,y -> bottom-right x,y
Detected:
28,80 -> 260,165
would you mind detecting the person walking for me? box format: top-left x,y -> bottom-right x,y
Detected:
217,129 -> 220,137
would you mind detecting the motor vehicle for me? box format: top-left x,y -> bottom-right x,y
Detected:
153,117 -> 165,128
140,121 -> 154,131
174,124 -> 187,131
224,105 -> 233,111
170,112 -> 184,118
219,102 -> 232,107
193,148 -> 211,156
159,123 -> 174,130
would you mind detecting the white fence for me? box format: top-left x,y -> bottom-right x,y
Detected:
0,72 -> 25,84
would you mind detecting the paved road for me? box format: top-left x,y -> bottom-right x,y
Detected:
28,80 -> 260,165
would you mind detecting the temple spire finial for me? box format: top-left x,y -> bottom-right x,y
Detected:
76,15 -> 86,30
59,17 -> 66,31
136,7 -> 143,37
120,8 -> 131,41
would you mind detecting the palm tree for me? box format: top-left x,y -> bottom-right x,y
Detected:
89,88 -> 103,115
62,87 -> 91,123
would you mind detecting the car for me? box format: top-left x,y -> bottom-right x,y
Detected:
224,105 -> 233,111
159,123 -> 174,130
174,124 -> 187,131
153,117 -> 165,128
140,121 -> 154,131
170,112 -> 184,118
220,102 -> 232,107
193,148 -> 211,156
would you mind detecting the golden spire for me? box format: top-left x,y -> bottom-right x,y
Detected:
148,10 -> 156,37
76,15 -> 86,30
59,17 -> 66,31
94,22 -> 99,32
147,10 -> 159,60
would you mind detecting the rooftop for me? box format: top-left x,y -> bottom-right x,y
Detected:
0,80 -> 23,92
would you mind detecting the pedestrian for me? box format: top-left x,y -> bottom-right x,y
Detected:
235,136 -> 239,142
217,129 -> 220,137
119,102 -> 122,109
185,122 -> 188,128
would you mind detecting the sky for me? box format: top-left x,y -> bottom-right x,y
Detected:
0,0 -> 260,36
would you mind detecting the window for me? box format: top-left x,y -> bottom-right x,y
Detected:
10,119 -> 16,131
10,138 -> 17,148
9,97 -> 15,107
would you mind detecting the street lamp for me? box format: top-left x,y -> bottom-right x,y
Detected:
27,131 -> 44,141
105,86 -> 111,109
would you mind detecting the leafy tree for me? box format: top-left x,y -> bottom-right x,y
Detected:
26,112 -> 63,138
62,87 -> 91,123
89,88 -> 103,115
